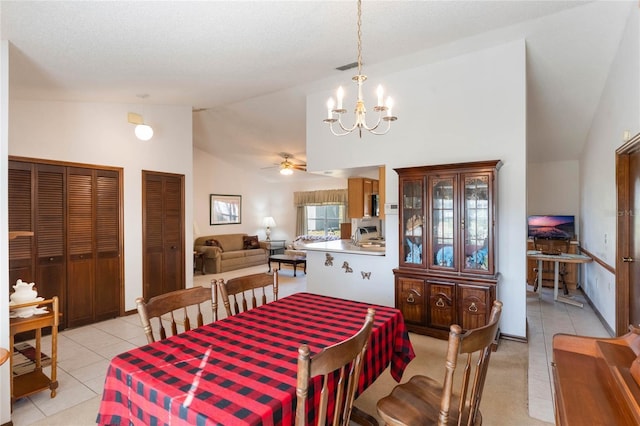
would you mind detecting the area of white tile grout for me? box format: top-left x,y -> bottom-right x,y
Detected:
526,285 -> 609,423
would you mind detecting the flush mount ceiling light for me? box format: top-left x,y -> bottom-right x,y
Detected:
323,0 -> 397,138
127,112 -> 154,141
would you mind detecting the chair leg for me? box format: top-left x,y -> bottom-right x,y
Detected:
560,265 -> 569,295
533,268 -> 539,292
351,407 -> 379,426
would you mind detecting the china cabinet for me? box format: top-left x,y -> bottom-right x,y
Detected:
394,160 -> 501,340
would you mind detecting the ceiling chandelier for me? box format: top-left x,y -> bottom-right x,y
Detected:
323,0 -> 397,138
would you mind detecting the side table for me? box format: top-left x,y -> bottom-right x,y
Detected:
262,239 -> 286,256
193,251 -> 205,275
10,296 -> 59,404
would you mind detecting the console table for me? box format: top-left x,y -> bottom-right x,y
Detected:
10,297 -> 59,403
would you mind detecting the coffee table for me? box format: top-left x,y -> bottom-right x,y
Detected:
268,254 -> 306,277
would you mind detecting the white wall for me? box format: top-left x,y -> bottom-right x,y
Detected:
307,40 -> 528,338
8,100 -> 193,312
1,39 -> 12,426
193,147 -> 346,243
580,7 -> 639,330
527,160 -> 580,234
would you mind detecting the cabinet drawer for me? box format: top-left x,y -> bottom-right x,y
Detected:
427,281 -> 455,330
396,277 -> 426,324
457,284 -> 490,330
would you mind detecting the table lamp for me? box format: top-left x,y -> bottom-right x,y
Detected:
263,216 -> 276,241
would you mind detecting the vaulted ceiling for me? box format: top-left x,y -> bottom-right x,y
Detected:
1,1 -> 634,175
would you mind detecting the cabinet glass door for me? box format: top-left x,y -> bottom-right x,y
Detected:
400,178 -> 424,266
462,173 -> 491,273
430,176 -> 456,270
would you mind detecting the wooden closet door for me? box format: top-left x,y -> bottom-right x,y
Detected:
35,164 -> 66,325
66,167 -> 95,328
94,170 -> 121,322
143,171 -> 185,300
8,161 -> 34,285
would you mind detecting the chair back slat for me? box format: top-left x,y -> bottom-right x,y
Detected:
136,286 -> 216,344
377,300 -> 502,426
295,308 -> 375,426
217,271 -> 278,317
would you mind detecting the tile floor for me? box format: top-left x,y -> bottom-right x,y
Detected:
10,268 -> 608,426
526,284 -> 609,423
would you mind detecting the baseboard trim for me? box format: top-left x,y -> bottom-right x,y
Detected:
578,288 -> 614,337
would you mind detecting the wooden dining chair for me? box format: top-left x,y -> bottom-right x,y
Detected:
136,286 -> 216,344
376,301 -> 503,426
216,270 -> 278,317
295,308 -> 376,426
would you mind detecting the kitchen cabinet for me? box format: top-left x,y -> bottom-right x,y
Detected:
347,177 -> 378,218
393,160 -> 501,340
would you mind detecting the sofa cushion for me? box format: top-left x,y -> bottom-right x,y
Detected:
243,235 -> 260,249
220,251 -> 245,260
205,239 -> 224,251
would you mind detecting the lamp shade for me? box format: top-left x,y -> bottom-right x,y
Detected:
135,124 -> 154,141
263,217 -> 276,228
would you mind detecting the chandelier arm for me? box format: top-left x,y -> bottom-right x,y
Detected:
329,122 -> 354,137
336,115 -> 360,133
368,121 -> 393,135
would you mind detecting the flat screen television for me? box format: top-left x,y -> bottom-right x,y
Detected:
527,215 -> 575,240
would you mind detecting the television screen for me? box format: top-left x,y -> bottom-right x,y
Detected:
527,215 -> 575,239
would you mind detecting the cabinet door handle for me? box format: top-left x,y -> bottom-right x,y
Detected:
623,257 -> 634,263
49,257 -> 54,261
435,297 -> 445,308
468,302 -> 478,312
407,294 -> 415,304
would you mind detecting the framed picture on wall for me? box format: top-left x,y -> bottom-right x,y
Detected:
210,194 -> 242,225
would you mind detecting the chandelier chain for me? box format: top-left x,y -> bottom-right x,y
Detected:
357,0 -> 363,76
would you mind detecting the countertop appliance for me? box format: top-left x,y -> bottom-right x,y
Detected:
353,225 -> 383,243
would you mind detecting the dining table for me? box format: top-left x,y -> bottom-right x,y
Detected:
96,292 -> 416,426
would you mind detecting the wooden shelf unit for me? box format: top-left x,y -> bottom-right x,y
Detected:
10,297 -> 59,403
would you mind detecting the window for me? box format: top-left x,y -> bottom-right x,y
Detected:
305,205 -> 345,237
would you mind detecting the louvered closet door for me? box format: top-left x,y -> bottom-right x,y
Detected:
67,167 -> 95,328
35,164 -> 66,325
8,161 -> 35,285
143,171 -> 185,300
94,170 -> 121,321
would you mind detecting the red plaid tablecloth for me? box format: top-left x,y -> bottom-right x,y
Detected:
96,292 -> 415,426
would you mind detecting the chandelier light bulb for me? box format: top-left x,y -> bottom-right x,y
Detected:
376,85 -> 384,107
327,98 -> 335,119
337,86 -> 344,110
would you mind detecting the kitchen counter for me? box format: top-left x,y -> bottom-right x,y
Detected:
303,239 -> 385,256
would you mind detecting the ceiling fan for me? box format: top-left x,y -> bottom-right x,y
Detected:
264,153 -> 307,175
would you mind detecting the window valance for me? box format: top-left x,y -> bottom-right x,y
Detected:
293,189 -> 347,206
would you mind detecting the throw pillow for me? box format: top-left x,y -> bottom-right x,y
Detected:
243,235 -> 260,250
205,239 -> 224,251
